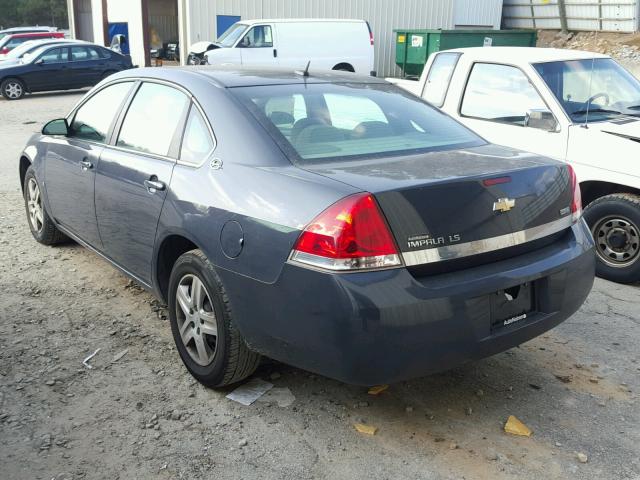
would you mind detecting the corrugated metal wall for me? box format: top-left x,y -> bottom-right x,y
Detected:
186,0 -> 503,76
454,0 -> 503,28
503,0 -> 639,32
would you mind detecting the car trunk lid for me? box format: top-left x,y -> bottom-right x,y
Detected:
301,144 -> 575,268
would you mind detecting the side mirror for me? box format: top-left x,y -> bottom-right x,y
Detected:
42,118 -> 69,136
34,58 -> 44,65
525,108 -> 558,132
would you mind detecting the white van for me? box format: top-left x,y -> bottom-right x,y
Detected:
203,19 -> 375,75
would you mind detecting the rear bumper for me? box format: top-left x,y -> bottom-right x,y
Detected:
221,220 -> 595,385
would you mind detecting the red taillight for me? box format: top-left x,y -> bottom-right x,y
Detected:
0,47 -> 8,54
290,193 -> 401,271
366,21 -> 374,46
568,165 -> 582,221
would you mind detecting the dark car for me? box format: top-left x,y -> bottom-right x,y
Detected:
19,68 -> 595,387
1,42 -> 133,100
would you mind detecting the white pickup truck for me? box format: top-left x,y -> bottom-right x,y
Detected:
390,46 -> 640,284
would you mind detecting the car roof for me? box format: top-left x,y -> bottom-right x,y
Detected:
0,26 -> 56,33
447,46 -> 610,64
6,32 -> 63,38
113,66 -> 388,88
239,18 -> 365,25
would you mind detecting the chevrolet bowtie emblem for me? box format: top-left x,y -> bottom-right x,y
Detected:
493,197 -> 516,213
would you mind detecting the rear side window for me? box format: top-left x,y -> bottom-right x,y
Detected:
98,47 -> 112,59
422,52 -> 460,107
117,82 -> 190,156
69,82 -> 134,142
180,107 -> 214,165
461,63 -> 547,126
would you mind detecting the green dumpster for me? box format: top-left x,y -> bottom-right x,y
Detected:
394,29 -> 537,78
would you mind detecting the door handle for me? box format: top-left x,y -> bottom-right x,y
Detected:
273,48 -> 277,58
144,177 -> 165,193
79,159 -> 93,171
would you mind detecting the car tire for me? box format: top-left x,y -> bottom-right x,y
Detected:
1,78 -> 25,100
583,193 -> 640,284
168,249 -> 261,387
23,166 -> 67,245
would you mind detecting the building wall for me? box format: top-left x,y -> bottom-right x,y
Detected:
186,0 -> 503,77
503,0 -> 640,32
67,0 -> 503,74
107,0 -> 146,66
454,0 -> 503,28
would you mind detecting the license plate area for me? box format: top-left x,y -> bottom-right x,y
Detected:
490,282 -> 535,332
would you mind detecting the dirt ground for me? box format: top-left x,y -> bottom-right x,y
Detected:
537,30 -> 640,76
0,91 -> 639,480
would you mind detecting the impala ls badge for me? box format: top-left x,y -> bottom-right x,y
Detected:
493,197 -> 516,213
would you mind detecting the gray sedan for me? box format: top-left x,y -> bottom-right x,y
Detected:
19,67 -> 595,387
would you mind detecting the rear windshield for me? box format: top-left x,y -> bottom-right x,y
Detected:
232,83 -> 483,163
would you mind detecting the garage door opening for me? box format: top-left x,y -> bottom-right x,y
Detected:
144,0 -> 179,66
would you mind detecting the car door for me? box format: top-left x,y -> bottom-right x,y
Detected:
95,81 -> 190,284
44,81 -> 135,248
452,62 -> 568,161
68,46 -> 102,87
22,47 -> 69,91
238,25 -> 277,66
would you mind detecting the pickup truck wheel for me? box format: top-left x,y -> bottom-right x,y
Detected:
23,166 -> 67,245
1,78 -> 25,100
168,249 -> 261,387
584,193 -> 640,283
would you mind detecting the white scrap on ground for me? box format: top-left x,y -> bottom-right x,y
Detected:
226,378 -> 273,406
257,387 -> 296,407
82,348 -> 101,369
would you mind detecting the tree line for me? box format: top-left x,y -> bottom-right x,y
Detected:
0,0 -> 69,30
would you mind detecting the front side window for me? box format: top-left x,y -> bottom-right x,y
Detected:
534,58 -> 640,122
180,107 -> 214,165
422,52 -> 460,107
117,82 -> 190,156
69,82 -> 134,142
38,47 -> 67,64
233,83 -> 483,162
461,63 -> 547,126
238,25 -> 273,48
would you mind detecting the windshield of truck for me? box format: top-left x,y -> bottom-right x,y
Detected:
534,58 -> 640,122
233,82 -> 484,163
217,23 -> 248,47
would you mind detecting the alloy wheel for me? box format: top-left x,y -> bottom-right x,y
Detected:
175,274 -> 218,366
4,81 -> 23,99
27,178 -> 43,233
592,215 -> 640,268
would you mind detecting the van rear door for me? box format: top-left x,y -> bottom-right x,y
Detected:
238,24 -> 277,67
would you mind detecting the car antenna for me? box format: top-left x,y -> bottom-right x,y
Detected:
582,57 -> 596,129
295,61 -> 311,77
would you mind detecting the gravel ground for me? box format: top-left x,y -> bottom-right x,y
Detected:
0,91 -> 639,480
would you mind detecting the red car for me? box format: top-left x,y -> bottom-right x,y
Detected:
0,32 -> 64,58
